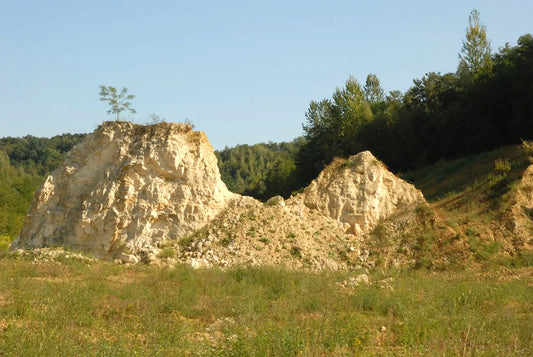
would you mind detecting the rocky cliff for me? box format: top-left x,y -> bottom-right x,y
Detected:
11,122 -> 427,269
10,122 -> 237,259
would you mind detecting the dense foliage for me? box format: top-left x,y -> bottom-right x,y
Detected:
0,134 -> 86,176
215,139 -> 303,200
297,33 -> 533,180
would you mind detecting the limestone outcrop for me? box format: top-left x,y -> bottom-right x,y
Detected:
294,152 -> 425,235
10,122 -> 237,258
11,122 -> 428,269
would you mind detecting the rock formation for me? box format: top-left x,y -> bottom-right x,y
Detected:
10,122 -> 237,259
294,152 -> 424,235
11,122 -> 427,269
503,163 -> 533,247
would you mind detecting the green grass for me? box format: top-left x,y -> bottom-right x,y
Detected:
0,254 -> 531,356
404,145 -> 529,201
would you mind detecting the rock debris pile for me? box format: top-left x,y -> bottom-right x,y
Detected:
11,122 -> 426,270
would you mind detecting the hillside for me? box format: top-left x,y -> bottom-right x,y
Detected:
403,143 -> 533,267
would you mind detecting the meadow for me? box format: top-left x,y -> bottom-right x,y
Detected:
0,250 -> 531,356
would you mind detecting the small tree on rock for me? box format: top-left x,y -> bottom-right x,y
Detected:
99,85 -> 136,121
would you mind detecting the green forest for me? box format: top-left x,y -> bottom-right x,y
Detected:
1,11 -> 533,248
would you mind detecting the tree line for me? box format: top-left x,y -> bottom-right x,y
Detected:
295,11 -> 533,186
220,11 -> 533,196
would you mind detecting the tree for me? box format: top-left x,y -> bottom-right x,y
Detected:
99,86 -> 136,121
457,9 -> 492,77
331,76 -> 373,140
296,76 -> 374,182
364,73 -> 385,102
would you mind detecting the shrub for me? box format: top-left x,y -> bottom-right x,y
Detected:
221,235 -> 233,247
290,246 -> 302,258
494,159 -> 511,173
0,234 -> 12,254
178,235 -> 194,248
468,236 -> 501,261
520,139 -> 533,157
158,247 -> 176,259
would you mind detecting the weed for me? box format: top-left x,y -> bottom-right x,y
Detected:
413,232 -> 439,269
506,179 -> 520,192
445,218 -> 459,229
158,247 -> 176,259
178,235 -> 194,248
373,223 -> 388,239
0,234 -> 11,254
239,212 -> 257,222
498,250 -> 533,267
520,139 -> 533,156
415,204 -> 433,216
179,229 -> 208,249
258,238 -> 270,244
337,249 -> 349,263
341,158 -> 355,168
220,235 -> 233,247
468,236 -> 501,261
286,232 -> 296,239
290,246 -> 302,258
494,159 -> 511,173
465,227 -> 478,237
374,255 -> 386,267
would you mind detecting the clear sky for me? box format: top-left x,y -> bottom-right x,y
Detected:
1,1 -> 532,150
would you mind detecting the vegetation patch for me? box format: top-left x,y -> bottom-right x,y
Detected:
0,256 -> 530,356
158,247 -> 176,259
258,238 -> 270,244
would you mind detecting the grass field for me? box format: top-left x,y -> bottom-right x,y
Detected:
0,251 -> 531,356
1,145 -> 532,356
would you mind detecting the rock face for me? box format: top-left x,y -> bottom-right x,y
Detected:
295,152 -> 424,235
11,122 -> 428,269
10,122 -> 236,258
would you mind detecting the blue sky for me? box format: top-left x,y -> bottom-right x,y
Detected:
1,1 -> 532,150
